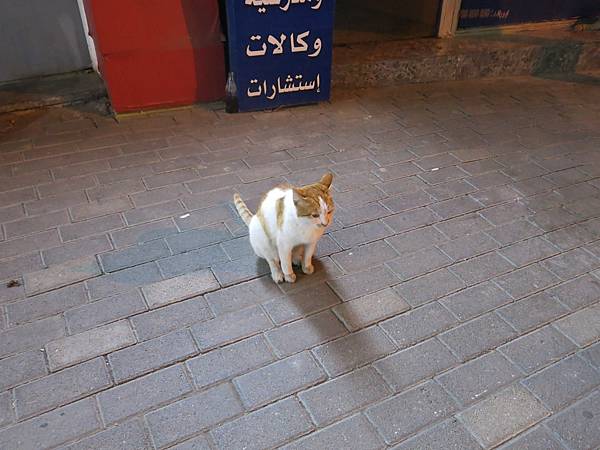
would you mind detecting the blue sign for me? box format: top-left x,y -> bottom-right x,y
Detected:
225,0 -> 335,112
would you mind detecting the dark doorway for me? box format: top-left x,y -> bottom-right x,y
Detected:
334,0 -> 442,44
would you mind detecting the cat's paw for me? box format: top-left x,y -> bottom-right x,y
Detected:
292,257 -> 302,267
302,264 -> 314,275
271,271 -> 284,284
284,272 -> 297,283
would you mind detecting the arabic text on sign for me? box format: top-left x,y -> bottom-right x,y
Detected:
247,74 -> 321,100
246,31 -> 322,57
244,0 -> 322,14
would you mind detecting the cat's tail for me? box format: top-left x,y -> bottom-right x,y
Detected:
233,193 -> 253,226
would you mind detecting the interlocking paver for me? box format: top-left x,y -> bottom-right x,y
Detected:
546,391 -> 600,450
499,325 -> 577,374
375,338 -> 459,392
210,397 -> 313,450
458,384 -> 550,449
24,256 -> 101,295
145,384 -> 243,449
366,380 -> 458,445
14,357 -> 111,419
98,364 -> 192,424
392,418 -> 483,450
3,75 -> 600,450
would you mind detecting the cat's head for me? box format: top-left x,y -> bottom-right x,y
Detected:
293,172 -> 335,228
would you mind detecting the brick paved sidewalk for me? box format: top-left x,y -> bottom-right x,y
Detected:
1,75 -> 600,449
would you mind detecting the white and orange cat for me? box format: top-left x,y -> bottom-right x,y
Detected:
233,173 -> 335,283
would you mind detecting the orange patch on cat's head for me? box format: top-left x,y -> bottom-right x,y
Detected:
293,172 -> 334,217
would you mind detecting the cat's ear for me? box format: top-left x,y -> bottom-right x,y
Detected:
319,172 -> 333,189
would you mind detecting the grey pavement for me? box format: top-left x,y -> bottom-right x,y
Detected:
0,75 -> 600,449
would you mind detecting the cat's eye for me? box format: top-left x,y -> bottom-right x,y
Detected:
312,213 -> 319,218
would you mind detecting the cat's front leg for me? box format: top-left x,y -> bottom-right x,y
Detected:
302,242 -> 317,275
277,241 -> 296,283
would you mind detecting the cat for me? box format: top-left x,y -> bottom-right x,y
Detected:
233,172 -> 335,283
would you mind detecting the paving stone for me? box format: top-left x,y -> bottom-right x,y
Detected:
211,397 -> 313,450
0,252 -> 44,283
142,269 -> 219,308
522,354 -> 599,411
25,191 -> 87,216
234,351 -> 325,409
440,281 -> 512,321
0,398 -> 101,450
0,315 -> 65,358
328,265 -> 399,301
438,233 -> 498,263
6,283 -> 87,326
392,418 -> 483,450
63,419 -> 153,450
497,425 -> 563,450
425,179 -> 477,201
0,187 -> 36,208
335,202 -> 390,227
299,366 -> 390,426
546,391 -> 600,450
168,435 -> 211,450
487,220 -> 552,245
263,282 -> 342,325
420,166 -> 468,185
366,380 -> 458,445
458,384 -> 549,449
437,351 -> 522,407
186,335 -> 274,389
45,320 -> 135,371
332,240 -> 398,273
165,223 -> 232,254
59,214 -> 124,241
480,201 -> 532,226
332,287 -> 410,331
382,207 -> 438,234
124,200 -> 185,225
312,326 -> 396,377
387,247 -> 452,281
386,226 -> 448,254
439,313 -> 517,361
500,324 -> 577,374
66,289 -> 146,333
581,342 -> 600,369
191,305 -> 273,351
394,268 -> 466,307
71,197 -> 132,221
98,364 -> 192,424
546,223 -> 597,251
529,207 -> 579,232
281,414 -> 384,450
43,234 -> 113,266
24,257 -> 101,295
100,239 -> 171,273
204,276 -> 280,315
430,196 -> 482,220
554,302 -> 600,347
109,329 -> 197,383
131,296 -> 213,341
499,236 -> 560,267
110,219 -> 178,249
210,254 -> 270,287
14,357 -> 111,420
542,247 -> 600,280
265,310 -> 347,357
375,338 -> 459,392
0,230 -> 62,261
146,383 -> 243,449
470,185 -> 520,206
436,213 -> 493,240
380,190 -> 433,213
0,392 -> 13,428
449,252 -> 514,286
87,179 -> 146,203
496,264 -> 560,299
4,210 -> 68,240
331,220 -> 394,249
0,350 -> 47,391
498,291 -> 570,333
87,262 -> 163,299
159,245 -> 229,278
374,161 -> 421,181
380,301 -> 458,350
